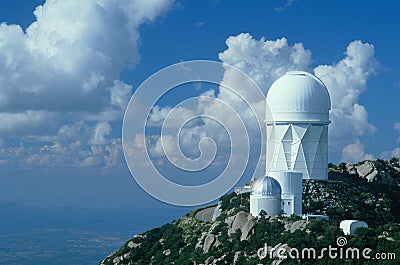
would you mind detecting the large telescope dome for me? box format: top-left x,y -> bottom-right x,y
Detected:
266,71 -> 331,123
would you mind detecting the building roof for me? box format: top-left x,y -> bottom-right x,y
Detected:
340,220 -> 368,235
251,176 -> 281,197
266,71 -> 331,123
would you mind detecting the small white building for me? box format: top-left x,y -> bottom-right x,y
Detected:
270,171 -> 302,216
302,214 -> 330,221
250,176 -> 282,217
340,220 -> 368,236
234,186 -> 251,195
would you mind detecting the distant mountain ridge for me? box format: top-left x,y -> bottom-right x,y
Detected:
101,159 -> 400,265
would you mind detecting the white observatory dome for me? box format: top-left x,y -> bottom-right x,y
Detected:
250,176 -> 282,217
251,176 -> 281,197
266,71 -> 331,123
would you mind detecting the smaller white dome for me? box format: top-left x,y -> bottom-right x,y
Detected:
251,176 -> 281,197
266,71 -> 331,123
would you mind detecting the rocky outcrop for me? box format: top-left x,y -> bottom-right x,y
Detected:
240,218 -> 255,240
289,220 -> 307,233
346,163 -> 358,175
356,161 -> 378,182
228,211 -> 249,235
356,161 -> 374,177
352,160 -> 400,185
203,234 -> 216,253
127,241 -> 140,248
195,206 -> 216,223
227,211 -> 255,240
195,231 -> 208,249
340,159 -> 400,187
211,202 -> 222,222
233,251 -> 241,264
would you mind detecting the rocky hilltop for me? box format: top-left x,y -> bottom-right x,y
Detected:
100,159 -> 400,265
343,158 -> 400,186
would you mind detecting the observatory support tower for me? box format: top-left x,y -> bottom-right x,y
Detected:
266,71 -> 331,180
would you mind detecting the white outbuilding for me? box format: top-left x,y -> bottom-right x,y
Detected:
266,71 -> 331,180
340,220 -> 368,236
270,171 -> 302,216
250,176 -> 282,217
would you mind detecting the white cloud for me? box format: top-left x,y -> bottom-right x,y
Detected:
275,0 -> 296,12
314,40 -> 377,151
393,148 -> 400,158
342,139 -> 374,163
0,122 -> 124,168
109,80 -> 133,111
149,106 -> 172,124
220,34 -> 378,163
313,40 -> 377,162
0,111 -> 60,136
381,122 -> 400,159
381,149 -> 400,160
219,33 -> 312,92
104,138 -> 124,167
89,122 -> 112,145
0,0 -> 173,169
0,0 -> 173,134
395,122 -> 400,143
147,34 -> 379,167
57,121 -> 89,142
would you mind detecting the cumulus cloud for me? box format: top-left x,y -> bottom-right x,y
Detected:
314,40 -> 377,156
220,34 -> 378,163
0,0 -> 173,133
149,106 -> 197,128
342,139 -> 374,163
57,121 -> 89,142
0,121 -> 124,168
395,122 -> 400,142
381,122 -> 400,159
149,106 -> 172,124
219,33 -> 312,92
150,33 -> 313,140
0,111 -> 60,136
89,122 -> 112,145
0,0 -> 173,169
149,34 -> 378,166
217,33 -> 313,147
392,148 -> 400,158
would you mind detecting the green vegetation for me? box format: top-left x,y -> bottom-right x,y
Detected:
101,159 -> 400,264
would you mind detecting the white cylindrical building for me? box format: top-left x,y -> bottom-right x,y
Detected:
270,171 -> 302,216
340,220 -> 368,235
266,71 -> 331,180
250,176 -> 282,217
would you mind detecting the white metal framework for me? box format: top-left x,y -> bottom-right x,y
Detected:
267,124 -> 328,179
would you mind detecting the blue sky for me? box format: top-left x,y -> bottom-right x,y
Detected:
0,0 -> 399,208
